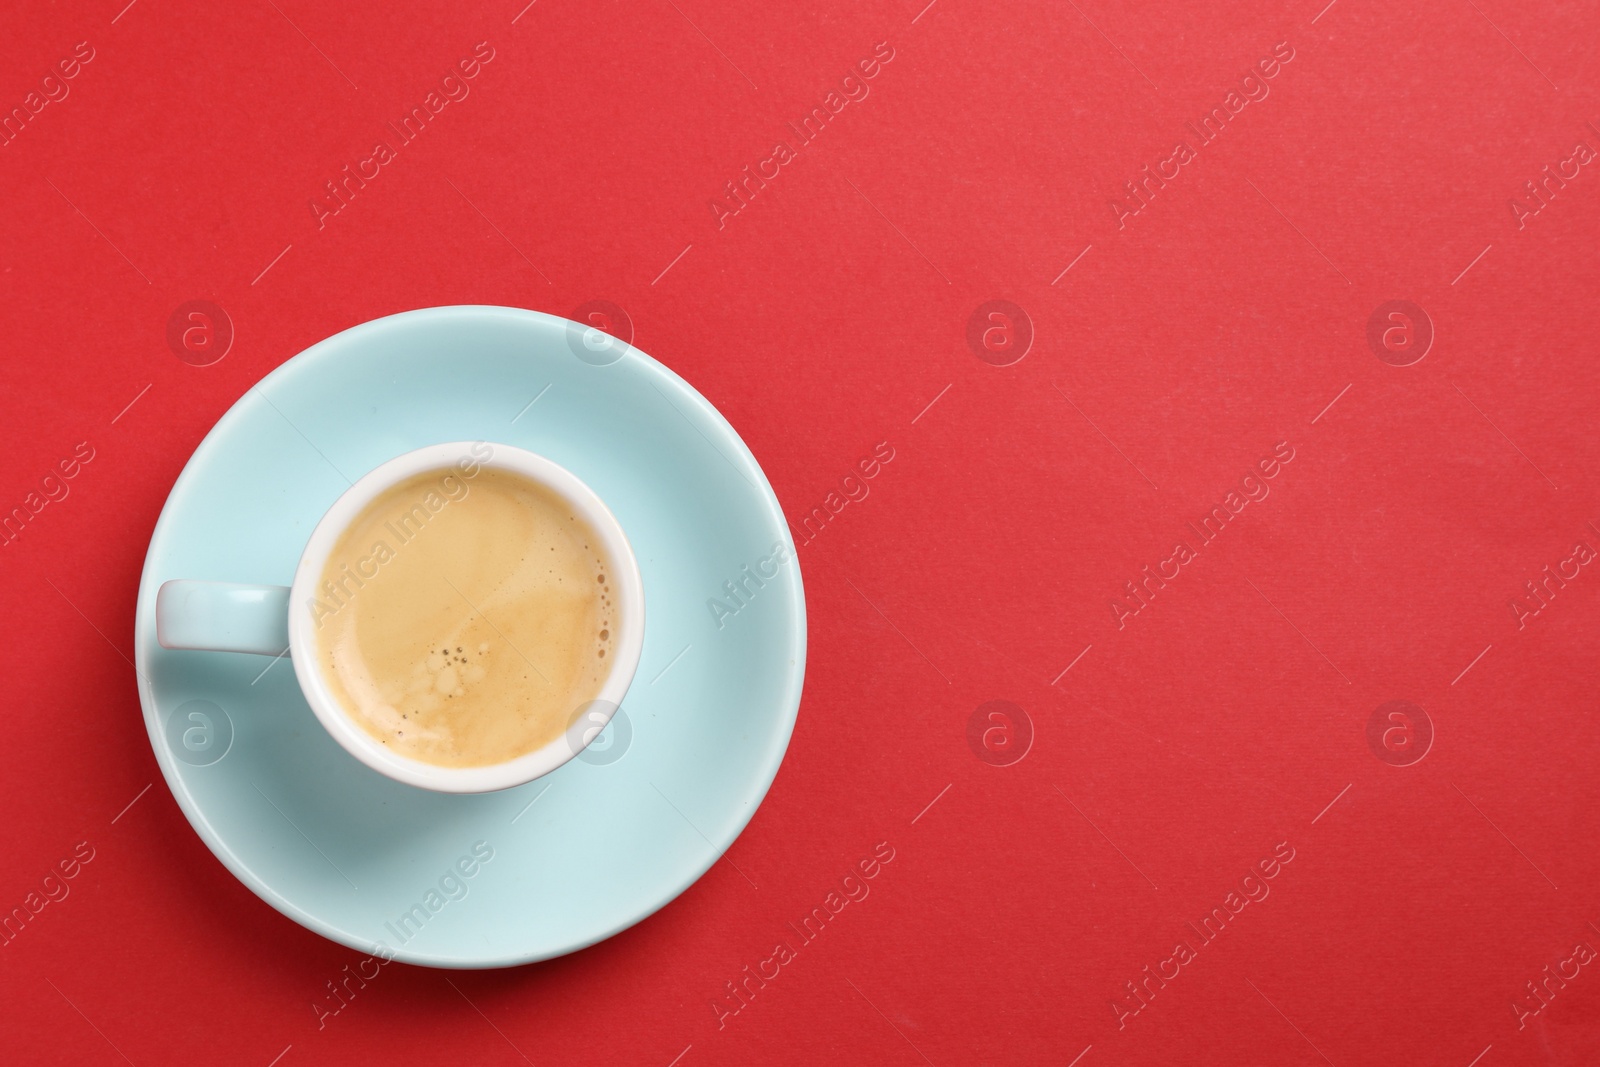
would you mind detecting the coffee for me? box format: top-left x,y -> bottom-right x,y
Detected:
311,465 -> 615,767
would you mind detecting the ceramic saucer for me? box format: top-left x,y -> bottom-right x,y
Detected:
132,306 -> 805,967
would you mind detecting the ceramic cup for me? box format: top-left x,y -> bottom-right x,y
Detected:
155,441 -> 645,793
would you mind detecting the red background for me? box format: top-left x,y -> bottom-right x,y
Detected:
3,0 -> 1599,1063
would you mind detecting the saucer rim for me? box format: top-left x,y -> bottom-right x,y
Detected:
132,304 -> 806,968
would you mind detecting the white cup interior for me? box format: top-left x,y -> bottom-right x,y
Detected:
286,441 -> 644,793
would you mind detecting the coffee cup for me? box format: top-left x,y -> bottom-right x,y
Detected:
155,441 -> 644,793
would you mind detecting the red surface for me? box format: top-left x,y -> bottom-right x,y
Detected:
3,0 -> 1599,1063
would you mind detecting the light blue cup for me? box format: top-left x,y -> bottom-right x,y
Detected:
155,440 -> 646,793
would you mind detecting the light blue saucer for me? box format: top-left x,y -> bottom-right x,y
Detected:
132,306 -> 805,967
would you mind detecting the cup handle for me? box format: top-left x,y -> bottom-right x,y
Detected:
156,580 -> 291,656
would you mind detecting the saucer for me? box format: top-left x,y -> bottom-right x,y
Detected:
132,306 -> 805,967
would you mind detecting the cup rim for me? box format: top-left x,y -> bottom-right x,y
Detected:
287,440 -> 644,793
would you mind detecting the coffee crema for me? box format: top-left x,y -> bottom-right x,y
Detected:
311,465 -> 615,767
